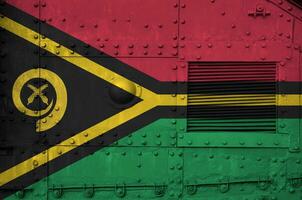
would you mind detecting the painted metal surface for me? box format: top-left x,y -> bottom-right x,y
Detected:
0,0 -> 301,199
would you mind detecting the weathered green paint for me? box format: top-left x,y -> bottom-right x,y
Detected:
6,118 -> 302,200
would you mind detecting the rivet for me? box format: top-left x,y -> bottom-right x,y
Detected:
32,160 -> 39,167
209,155 -> 214,159
170,132 -> 176,138
69,138 -> 75,144
57,149 -> 62,155
288,187 -> 295,193
208,43 -> 213,48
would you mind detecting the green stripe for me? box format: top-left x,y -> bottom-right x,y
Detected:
6,118 -> 301,199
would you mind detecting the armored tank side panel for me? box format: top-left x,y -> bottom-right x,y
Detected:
0,0 -> 301,199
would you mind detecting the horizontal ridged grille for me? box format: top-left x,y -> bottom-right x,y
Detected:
187,62 -> 277,133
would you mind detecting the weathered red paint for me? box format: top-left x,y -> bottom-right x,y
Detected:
6,0 -> 302,82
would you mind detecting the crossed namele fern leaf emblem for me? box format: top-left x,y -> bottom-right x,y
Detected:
27,84 -> 49,106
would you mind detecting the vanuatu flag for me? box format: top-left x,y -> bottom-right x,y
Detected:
0,0 -> 301,199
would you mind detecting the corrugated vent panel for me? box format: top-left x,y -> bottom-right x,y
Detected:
187,62 -> 277,133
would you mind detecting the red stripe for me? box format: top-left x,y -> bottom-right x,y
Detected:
6,0 -> 302,82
